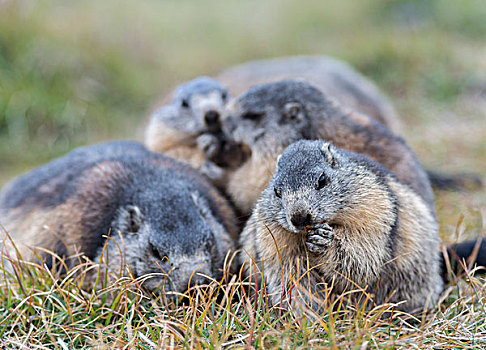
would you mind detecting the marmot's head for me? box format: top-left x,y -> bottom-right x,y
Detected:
260,140 -> 394,236
93,160 -> 234,296
222,80 -> 326,154
151,77 -> 229,136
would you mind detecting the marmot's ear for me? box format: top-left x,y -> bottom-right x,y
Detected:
321,142 -> 338,168
115,205 -> 143,235
276,154 -> 282,171
126,205 -> 143,234
221,90 -> 230,102
283,102 -> 305,122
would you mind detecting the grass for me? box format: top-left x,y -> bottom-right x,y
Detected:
2,227 -> 486,348
1,0 -> 486,348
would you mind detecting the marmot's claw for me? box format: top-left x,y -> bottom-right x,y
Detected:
197,134 -> 221,158
305,223 -> 334,253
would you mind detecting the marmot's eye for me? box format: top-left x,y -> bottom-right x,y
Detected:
287,106 -> 300,120
283,102 -> 303,121
316,173 -> 329,190
181,99 -> 190,108
149,242 -> 163,261
221,92 -> 228,102
242,112 -> 263,121
274,187 -> 282,198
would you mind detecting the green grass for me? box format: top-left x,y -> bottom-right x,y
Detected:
1,0 -> 486,348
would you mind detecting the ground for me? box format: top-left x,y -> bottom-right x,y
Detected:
1,0 -> 486,348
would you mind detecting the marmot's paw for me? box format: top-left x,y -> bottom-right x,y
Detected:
305,223 -> 334,253
197,134 -> 221,159
200,161 -> 224,182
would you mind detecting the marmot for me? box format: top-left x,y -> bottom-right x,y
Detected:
145,56 -> 400,171
144,61 -> 481,192
145,77 -> 231,173
239,140 -> 441,312
215,80 -> 434,216
0,141 -> 238,294
215,55 -> 401,133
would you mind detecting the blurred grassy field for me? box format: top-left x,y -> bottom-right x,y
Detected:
1,0 -> 486,347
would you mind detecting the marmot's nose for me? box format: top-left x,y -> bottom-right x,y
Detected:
290,212 -> 312,229
204,110 -> 220,126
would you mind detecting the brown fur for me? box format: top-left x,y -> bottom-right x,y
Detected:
1,161 -> 127,261
145,110 -> 208,170
145,55 -> 400,173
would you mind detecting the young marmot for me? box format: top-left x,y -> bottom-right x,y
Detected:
239,140 -> 443,312
145,77 -> 231,172
216,80 -> 434,216
0,141 -> 238,294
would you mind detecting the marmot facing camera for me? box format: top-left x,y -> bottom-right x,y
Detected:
239,140 -> 442,312
145,77 -> 229,171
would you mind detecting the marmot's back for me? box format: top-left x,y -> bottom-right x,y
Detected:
216,56 -> 400,132
0,141 -> 148,211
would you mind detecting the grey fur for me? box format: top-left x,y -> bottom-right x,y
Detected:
240,140 -> 442,313
172,76 -> 228,106
0,141 -> 237,295
216,55 -> 401,133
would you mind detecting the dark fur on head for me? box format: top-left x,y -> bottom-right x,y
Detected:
0,141 -> 238,295
172,76 -> 228,107
223,80 -> 322,152
271,141 -> 393,235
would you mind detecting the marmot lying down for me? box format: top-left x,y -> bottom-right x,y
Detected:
146,53 -> 403,176
0,141 -> 238,294
216,55 -> 401,133
145,68 -> 481,193
216,55 -> 477,193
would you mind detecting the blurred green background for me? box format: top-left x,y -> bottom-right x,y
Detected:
1,0 -> 485,235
